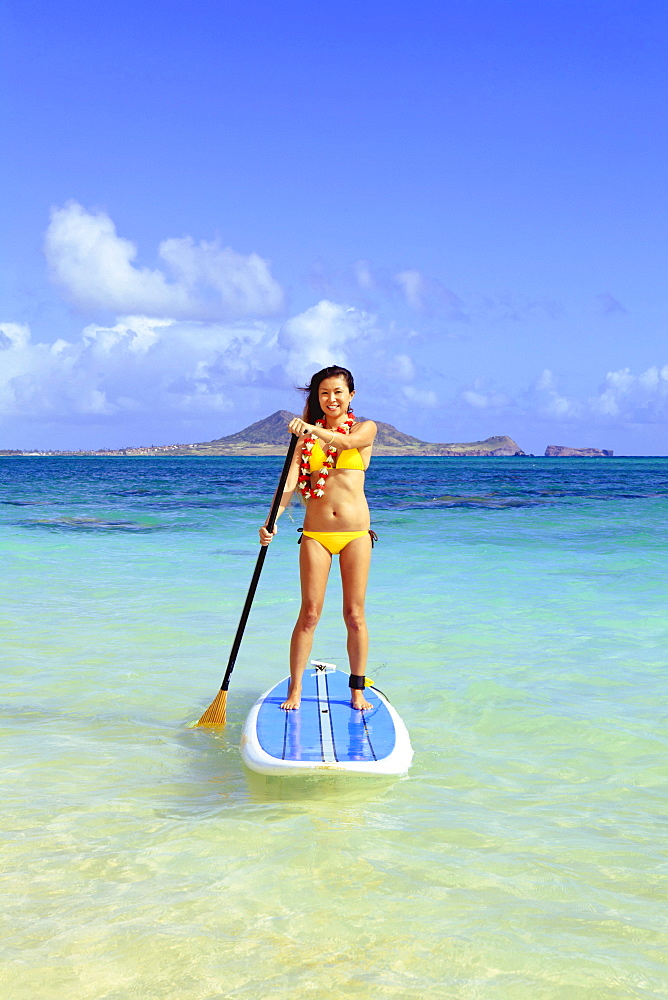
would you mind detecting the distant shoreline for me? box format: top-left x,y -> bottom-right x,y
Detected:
1,452 -> 656,460
0,410 -> 622,458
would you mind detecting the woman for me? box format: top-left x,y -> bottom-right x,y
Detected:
259,366 -> 377,711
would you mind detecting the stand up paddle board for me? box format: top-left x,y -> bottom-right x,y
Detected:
241,662 -> 413,776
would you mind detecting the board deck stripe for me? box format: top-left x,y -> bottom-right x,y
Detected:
324,671 -> 339,762
361,709 -> 378,761
315,669 -> 337,763
281,706 -> 289,761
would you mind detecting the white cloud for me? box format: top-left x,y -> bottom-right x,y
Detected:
4,293 -> 667,454
0,300 -> 379,427
377,351 -> 437,406
277,300 -> 375,383
459,377 -> 514,411
512,365 -> 668,426
590,365 -> 668,421
44,202 -> 284,320
0,320 -> 116,418
531,369 -> 581,419
388,353 -> 416,380
158,236 -> 284,317
354,260 -> 374,290
0,316 -> 274,422
394,270 -> 426,310
462,390 -> 490,409
0,322 -> 30,350
402,384 -> 438,407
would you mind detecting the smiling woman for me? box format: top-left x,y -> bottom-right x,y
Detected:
258,365 -> 378,711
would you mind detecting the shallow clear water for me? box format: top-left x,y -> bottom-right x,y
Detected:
1,456 -> 667,999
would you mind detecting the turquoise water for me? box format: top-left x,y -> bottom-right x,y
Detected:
1,456 -> 667,999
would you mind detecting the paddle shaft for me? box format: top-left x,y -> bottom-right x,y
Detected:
218,433 -> 299,693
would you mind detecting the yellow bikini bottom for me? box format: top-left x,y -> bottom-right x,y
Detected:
301,530 -> 370,555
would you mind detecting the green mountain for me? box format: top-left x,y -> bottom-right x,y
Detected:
16,411 -> 525,457
159,412 -> 525,457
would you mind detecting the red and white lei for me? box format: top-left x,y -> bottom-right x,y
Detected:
298,412 -> 356,500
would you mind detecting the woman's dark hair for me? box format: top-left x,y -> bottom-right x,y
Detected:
300,366 -> 355,423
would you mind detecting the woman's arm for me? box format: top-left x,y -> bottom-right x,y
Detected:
331,420 -> 377,451
288,417 -> 377,452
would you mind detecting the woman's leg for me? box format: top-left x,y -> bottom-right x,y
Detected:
281,537 -> 332,709
339,534 -> 373,710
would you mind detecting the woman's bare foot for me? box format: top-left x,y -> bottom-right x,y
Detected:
281,684 -> 302,710
351,688 -> 372,711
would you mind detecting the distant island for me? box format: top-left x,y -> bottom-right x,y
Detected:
1,411 -> 527,457
545,445 -> 613,457
0,416 -> 618,458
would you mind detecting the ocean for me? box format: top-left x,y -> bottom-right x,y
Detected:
1,456 -> 666,999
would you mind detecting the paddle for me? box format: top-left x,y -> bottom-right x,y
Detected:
193,433 -> 299,727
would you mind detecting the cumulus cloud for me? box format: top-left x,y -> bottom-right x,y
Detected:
394,270 -> 426,310
0,299 -> 379,427
0,322 -> 30,351
459,377 -> 515,411
372,351 -> 436,406
354,260 -> 374,290
0,316 -> 275,423
308,258 -> 468,325
517,366 -> 668,425
0,320 -> 116,419
529,369 -> 581,419
4,294 -> 666,451
402,384 -> 438,407
461,389 -> 506,409
590,365 -> 668,421
277,300 -> 376,382
44,202 -> 285,320
461,390 -> 488,409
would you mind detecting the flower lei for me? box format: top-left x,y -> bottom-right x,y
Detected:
298,412 -> 356,500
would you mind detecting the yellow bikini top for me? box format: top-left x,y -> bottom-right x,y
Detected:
310,439 -> 365,472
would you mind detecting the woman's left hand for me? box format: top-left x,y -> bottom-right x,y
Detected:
288,416 -> 313,438
259,524 -> 277,546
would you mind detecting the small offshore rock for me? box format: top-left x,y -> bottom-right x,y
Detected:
545,445 -> 613,457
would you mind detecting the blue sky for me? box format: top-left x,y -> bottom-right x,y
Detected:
1,0 -> 666,454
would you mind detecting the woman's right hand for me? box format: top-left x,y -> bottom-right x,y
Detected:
259,524 -> 277,546
288,416 -> 312,438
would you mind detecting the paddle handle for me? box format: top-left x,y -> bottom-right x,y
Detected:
265,434 -> 299,534
219,433 -> 299,692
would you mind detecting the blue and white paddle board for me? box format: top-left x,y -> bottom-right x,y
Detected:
241,662 -> 413,776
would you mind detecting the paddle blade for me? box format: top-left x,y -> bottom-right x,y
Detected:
193,689 -> 227,727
